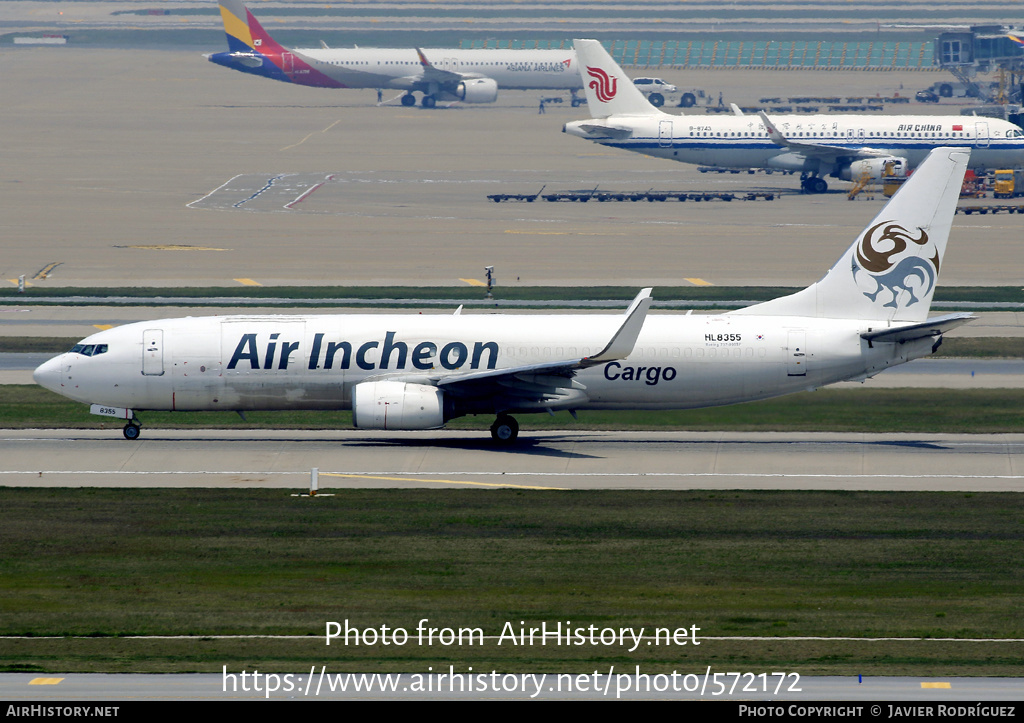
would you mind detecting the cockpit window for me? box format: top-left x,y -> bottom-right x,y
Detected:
70,343 -> 108,357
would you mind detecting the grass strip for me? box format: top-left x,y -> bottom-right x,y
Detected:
3,386 -> 1024,434
1,489 -> 1021,675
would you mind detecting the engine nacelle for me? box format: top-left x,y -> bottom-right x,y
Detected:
838,157 -> 908,182
351,381 -> 445,430
454,78 -> 499,104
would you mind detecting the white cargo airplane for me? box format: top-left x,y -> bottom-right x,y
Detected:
208,0 -> 583,108
564,39 -> 1024,193
35,148 -> 971,443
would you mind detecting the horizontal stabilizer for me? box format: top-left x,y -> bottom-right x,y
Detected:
860,313 -> 975,343
576,123 -> 633,139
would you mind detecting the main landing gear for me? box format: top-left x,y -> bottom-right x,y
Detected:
401,93 -> 438,108
490,414 -> 519,444
800,175 -> 828,194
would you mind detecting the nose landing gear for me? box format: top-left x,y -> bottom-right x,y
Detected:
123,415 -> 142,440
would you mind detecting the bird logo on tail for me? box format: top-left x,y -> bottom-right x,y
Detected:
585,66 -> 617,102
852,221 -> 939,309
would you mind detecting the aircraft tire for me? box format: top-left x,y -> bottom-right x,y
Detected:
679,92 -> 696,108
422,95 -> 437,108
401,94 -> 416,107
648,93 -> 665,107
490,415 -> 519,444
123,423 -> 141,441
812,177 -> 828,194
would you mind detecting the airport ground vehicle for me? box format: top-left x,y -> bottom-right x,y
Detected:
632,77 -> 677,107
993,168 -> 1024,198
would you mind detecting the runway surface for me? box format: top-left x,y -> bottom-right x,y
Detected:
3,429 -> 1023,491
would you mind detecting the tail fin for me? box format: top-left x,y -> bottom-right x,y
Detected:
738,147 -> 969,323
218,0 -> 265,54
211,1 -> 345,87
572,39 -> 667,117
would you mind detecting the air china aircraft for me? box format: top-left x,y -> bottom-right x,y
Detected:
207,0 -> 583,107
564,39 -> 1024,193
35,148 -> 972,444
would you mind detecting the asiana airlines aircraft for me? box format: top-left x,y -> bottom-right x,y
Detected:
207,0 -> 583,107
35,148 -> 972,444
564,39 -> 1024,193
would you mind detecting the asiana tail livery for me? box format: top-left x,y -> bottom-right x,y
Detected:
565,39 -> 1024,193
208,0 -> 583,107
35,148 -> 972,443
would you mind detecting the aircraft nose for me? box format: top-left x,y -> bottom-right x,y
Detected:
33,355 -> 64,394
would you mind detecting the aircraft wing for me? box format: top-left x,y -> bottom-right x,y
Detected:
414,48 -> 484,84
758,111 -> 892,161
371,288 -> 653,409
860,313 -> 975,344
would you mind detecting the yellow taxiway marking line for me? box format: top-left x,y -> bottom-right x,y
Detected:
685,278 -> 714,286
920,682 -> 952,689
116,245 -> 229,252
322,472 -> 568,491
7,279 -> 32,287
34,262 -> 62,280
93,324 -> 114,331
29,678 -> 64,685
503,230 -> 626,236
459,278 -> 487,287
234,278 -> 262,286
280,119 -> 343,151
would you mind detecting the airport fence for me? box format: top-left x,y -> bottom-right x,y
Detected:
459,38 -> 936,70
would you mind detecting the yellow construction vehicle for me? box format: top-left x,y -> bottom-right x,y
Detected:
993,169 -> 1024,199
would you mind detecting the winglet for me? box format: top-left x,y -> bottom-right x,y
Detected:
758,110 -> 791,149
581,288 -> 653,366
415,48 -> 433,69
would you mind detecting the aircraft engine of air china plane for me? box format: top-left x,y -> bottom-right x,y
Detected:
35,148 -> 973,444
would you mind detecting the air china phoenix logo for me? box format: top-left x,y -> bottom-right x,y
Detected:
852,221 -> 939,309
586,66 -> 617,102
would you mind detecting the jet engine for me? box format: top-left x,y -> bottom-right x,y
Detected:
838,157 -> 909,182
454,78 -> 499,103
351,381 -> 446,430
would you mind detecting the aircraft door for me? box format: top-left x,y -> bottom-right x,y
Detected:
282,52 -> 294,75
975,122 -> 990,148
659,120 -> 673,147
142,329 -> 165,377
786,330 -> 807,377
